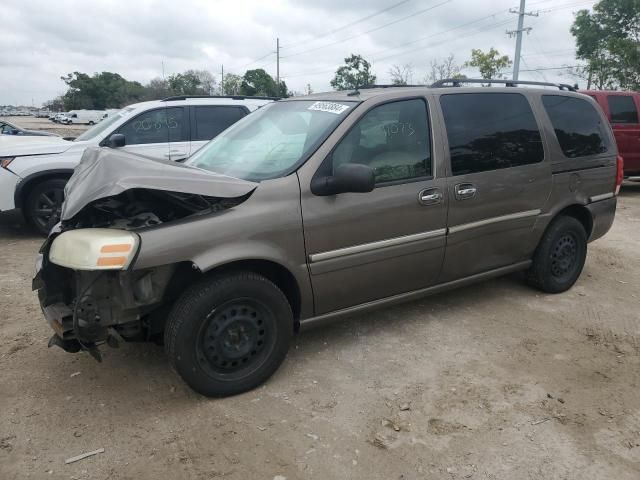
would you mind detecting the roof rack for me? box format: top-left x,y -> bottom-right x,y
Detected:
357,84 -> 428,89
430,78 -> 576,91
161,95 -> 281,101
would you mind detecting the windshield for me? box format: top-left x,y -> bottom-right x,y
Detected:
74,107 -> 134,142
185,100 -> 357,181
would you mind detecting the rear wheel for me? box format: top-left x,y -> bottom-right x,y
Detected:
165,272 -> 293,397
88,121 -> 95,125
527,216 -> 587,293
25,178 -> 67,236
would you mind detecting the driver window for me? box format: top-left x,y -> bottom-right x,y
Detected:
117,107 -> 186,145
332,99 -> 431,184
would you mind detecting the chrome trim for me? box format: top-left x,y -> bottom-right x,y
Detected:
589,192 -> 614,203
448,209 -> 541,234
309,228 -> 447,263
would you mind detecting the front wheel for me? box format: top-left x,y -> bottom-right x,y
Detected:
164,272 -> 293,397
25,178 -> 67,236
527,215 -> 587,293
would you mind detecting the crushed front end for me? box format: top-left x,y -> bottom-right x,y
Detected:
34,228 -> 177,360
33,147 -> 257,360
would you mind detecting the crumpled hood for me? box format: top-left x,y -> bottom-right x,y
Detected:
61,147 -> 258,220
0,135 -> 72,156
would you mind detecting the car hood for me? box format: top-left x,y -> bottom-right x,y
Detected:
21,130 -> 60,137
61,147 -> 258,220
0,135 -> 73,156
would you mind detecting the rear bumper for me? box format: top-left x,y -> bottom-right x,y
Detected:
587,196 -> 617,243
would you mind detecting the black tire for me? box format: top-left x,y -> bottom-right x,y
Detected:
24,178 -> 67,236
88,121 -> 95,125
527,215 -> 587,293
164,272 -> 293,397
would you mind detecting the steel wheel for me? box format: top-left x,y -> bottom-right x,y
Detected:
550,233 -> 578,279
196,299 -> 275,378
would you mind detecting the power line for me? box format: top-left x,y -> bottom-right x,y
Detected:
366,8 -> 512,60
235,51 -> 275,71
283,16 -> 514,79
281,0 -> 412,49
281,0 -> 452,59
372,17 -> 515,62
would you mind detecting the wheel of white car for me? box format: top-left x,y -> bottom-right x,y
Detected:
25,178 -> 67,236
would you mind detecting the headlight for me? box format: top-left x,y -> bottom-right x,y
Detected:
1,157 -> 15,169
49,228 -> 140,270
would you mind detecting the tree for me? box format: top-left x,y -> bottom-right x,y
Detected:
330,54 -> 377,90
389,64 -> 414,85
220,73 -> 242,95
143,77 -> 172,100
167,70 -> 216,96
60,71 -> 146,109
426,54 -> 463,83
240,69 -> 285,97
464,48 -> 512,80
571,1 -> 640,90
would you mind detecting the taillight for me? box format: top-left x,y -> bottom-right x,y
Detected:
615,154 -> 624,195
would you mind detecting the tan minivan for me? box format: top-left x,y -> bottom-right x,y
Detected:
34,80 -> 622,397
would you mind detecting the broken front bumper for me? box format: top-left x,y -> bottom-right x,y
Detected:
34,239 -> 177,358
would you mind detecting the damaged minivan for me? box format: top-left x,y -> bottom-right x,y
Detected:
35,80 -> 621,397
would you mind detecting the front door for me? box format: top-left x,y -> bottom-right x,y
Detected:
437,92 -> 551,281
116,106 -> 190,161
300,98 -> 448,315
607,94 -> 640,174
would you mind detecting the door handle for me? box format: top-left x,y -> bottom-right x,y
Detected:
418,188 -> 442,205
454,183 -> 477,200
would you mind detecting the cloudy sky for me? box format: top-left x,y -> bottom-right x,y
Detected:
3,0 -> 594,106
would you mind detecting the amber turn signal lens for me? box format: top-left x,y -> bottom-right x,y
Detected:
96,256 -> 127,267
100,244 -> 132,253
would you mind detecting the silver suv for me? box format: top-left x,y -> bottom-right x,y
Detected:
35,80 -> 621,397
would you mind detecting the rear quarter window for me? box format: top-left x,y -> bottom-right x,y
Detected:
542,95 -> 609,158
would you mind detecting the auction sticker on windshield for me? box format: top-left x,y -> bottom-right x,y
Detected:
308,102 -> 350,115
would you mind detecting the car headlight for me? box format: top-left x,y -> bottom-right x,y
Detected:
49,228 -> 140,270
1,157 -> 15,169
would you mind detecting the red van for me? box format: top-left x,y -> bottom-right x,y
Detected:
580,90 -> 640,176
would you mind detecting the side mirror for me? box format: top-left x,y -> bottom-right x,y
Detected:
311,163 -> 375,196
107,133 -> 126,148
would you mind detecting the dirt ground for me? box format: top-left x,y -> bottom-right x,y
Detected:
3,116 -> 89,138
1,185 -> 639,480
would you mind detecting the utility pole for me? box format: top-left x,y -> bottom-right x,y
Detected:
220,64 -> 224,95
276,38 -> 281,87
506,0 -> 538,80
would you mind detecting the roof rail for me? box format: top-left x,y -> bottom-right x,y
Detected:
430,78 -> 576,91
357,84 -> 428,89
161,95 -> 281,101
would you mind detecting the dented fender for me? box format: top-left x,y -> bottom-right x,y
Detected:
133,174 -> 314,319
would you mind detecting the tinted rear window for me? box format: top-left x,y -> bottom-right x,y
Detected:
607,95 -> 639,124
440,93 -> 544,175
542,95 -> 609,158
194,106 -> 247,141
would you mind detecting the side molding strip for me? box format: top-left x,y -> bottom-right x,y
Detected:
448,209 -> 541,234
300,260 -> 532,330
309,228 -> 447,263
589,192 -> 614,203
